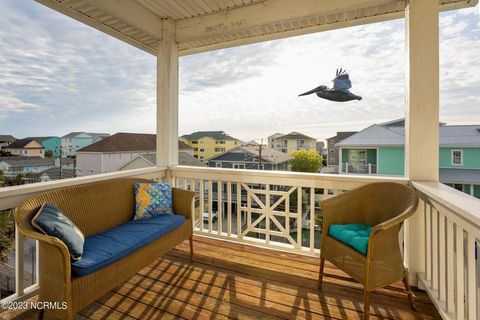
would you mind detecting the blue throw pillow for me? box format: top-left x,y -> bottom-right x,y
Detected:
134,182 -> 173,220
31,203 -> 85,260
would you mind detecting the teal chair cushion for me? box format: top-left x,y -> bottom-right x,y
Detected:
329,224 -> 373,255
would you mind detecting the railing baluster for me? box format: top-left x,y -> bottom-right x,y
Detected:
15,223 -> 25,297
446,220 -> 455,314
247,188 -> 251,232
265,184 -> 270,245
218,181 -> 222,235
227,182 -> 232,237
466,232 -> 476,320
309,187 -> 315,252
208,180 -> 213,234
199,180 -> 204,232
432,207 -> 439,293
237,182 -> 241,238
426,202 -> 432,282
297,187 -> 302,249
285,188 -> 290,238
190,178 -> 196,230
438,212 -> 446,302
456,224 -> 465,320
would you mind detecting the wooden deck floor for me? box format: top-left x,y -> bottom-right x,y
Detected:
6,236 -> 440,320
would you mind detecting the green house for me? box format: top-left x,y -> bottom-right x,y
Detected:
336,119 -> 480,198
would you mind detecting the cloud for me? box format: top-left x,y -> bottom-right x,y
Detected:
0,1 -> 478,142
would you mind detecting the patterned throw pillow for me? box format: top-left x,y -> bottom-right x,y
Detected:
134,182 -> 173,220
32,203 -> 85,260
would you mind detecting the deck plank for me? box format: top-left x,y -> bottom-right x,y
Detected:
5,237 -> 441,320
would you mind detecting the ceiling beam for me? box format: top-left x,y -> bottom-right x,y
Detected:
175,0 -> 397,43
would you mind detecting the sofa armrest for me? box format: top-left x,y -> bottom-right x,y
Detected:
172,188 -> 195,220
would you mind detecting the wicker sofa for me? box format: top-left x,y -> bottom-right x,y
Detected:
14,178 -> 194,320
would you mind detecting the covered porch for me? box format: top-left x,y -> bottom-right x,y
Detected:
1,0 -> 480,319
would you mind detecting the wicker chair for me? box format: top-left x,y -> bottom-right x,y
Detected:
318,182 -> 418,320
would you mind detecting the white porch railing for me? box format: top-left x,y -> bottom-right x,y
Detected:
414,181 -> 480,320
169,166 -> 407,256
0,167 -> 166,304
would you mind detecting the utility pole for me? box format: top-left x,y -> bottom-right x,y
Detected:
258,139 -> 263,170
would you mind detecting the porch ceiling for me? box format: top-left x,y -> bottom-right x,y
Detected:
35,0 -> 477,55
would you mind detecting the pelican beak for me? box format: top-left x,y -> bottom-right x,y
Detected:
298,87 -> 319,96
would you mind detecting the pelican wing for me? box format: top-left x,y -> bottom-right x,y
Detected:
332,68 -> 352,91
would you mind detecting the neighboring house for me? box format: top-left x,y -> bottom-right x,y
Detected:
268,132 -> 317,154
316,141 -> 326,157
0,156 -> 55,178
76,132 -> 194,176
208,146 -> 292,171
25,136 -> 61,157
336,119 -> 480,198
325,131 -> 357,166
61,132 -> 110,157
120,152 -> 206,171
179,131 -> 241,162
4,138 -> 45,158
0,135 -> 16,149
29,168 -> 75,183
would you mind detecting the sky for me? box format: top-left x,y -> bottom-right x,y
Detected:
0,1 -> 479,142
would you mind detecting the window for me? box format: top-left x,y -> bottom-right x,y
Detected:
199,148 -> 205,152
233,164 -> 245,169
453,184 -> 464,191
215,148 -> 225,152
330,149 -> 335,153
216,140 -> 225,144
191,141 -> 198,144
200,156 -> 205,160
194,148 -> 198,151
215,162 -> 222,168
193,155 -> 198,158
297,139 -> 304,144
451,150 -> 463,165
330,157 -> 335,163
281,149 -> 287,153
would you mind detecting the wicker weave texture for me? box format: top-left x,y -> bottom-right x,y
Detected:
320,182 -> 418,291
14,178 -> 194,320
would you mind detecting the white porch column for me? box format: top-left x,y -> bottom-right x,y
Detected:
405,0 -> 439,286
156,19 -> 179,168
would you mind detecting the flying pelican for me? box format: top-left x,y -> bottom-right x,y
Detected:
298,68 -> 362,102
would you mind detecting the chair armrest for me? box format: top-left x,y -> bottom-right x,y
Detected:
172,188 -> 195,220
371,201 -> 418,234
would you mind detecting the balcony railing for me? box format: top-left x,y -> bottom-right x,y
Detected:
169,166 -> 406,255
341,162 -> 377,174
0,166 -> 479,320
414,181 -> 480,320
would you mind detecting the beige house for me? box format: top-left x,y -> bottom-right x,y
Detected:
268,132 -> 317,154
119,152 -> 206,171
4,138 -> 45,158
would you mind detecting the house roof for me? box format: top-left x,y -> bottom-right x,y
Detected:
35,0 -> 476,56
25,136 -> 59,143
326,131 -> 358,141
440,169 -> 480,184
181,131 -> 239,141
178,141 -> 193,151
78,133 -> 193,153
0,156 -> 54,167
274,132 -> 316,141
0,135 -> 16,141
141,152 -> 207,167
6,138 -> 43,149
62,132 -> 85,139
34,168 -> 75,180
209,146 -> 292,164
336,122 -> 480,147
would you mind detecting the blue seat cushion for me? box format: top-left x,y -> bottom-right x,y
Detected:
329,224 -> 373,255
71,214 -> 185,277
